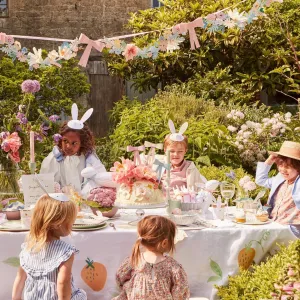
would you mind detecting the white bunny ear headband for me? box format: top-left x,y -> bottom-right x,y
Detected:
67,103 -> 93,130
168,119 -> 188,141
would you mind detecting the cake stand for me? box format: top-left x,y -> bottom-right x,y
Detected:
115,202 -> 168,225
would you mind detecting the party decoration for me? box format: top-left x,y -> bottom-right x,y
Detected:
67,103 -> 93,130
126,145 -> 145,166
81,257 -> 107,291
0,0 -> 284,70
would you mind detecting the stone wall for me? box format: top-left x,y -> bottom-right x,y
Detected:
0,0 -> 151,49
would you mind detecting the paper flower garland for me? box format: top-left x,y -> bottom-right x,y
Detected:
0,0 -> 283,69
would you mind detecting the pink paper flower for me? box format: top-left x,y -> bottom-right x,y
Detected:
122,44 -> 139,61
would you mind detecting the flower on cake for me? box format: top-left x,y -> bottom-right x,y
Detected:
111,157 -> 158,187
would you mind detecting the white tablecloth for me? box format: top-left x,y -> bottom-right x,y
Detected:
0,208 -> 296,300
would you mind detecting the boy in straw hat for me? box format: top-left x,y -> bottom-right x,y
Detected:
256,141 -> 300,238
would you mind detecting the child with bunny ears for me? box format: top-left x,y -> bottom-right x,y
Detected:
40,103 -> 115,197
162,120 -> 206,191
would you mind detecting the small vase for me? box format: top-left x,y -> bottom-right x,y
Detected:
0,164 -> 23,203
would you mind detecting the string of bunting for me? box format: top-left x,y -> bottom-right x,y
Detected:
0,0 -> 282,70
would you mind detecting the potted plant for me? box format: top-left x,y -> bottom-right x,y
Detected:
86,187 -> 118,218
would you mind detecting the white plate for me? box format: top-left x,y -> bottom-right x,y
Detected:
72,223 -> 108,231
0,220 -> 29,232
233,219 -> 272,225
73,218 -> 106,225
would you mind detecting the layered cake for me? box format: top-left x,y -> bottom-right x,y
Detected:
115,180 -> 164,206
111,158 -> 165,207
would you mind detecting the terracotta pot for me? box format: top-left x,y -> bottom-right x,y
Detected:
1,210 -> 21,220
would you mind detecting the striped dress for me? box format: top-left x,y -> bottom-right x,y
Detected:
20,239 -> 87,300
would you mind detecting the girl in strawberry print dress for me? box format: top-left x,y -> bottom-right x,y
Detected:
113,215 -> 190,300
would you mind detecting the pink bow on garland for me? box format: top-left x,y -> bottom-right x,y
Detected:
172,17 -> 204,50
0,32 -> 7,44
126,145 -> 145,166
144,141 -> 163,166
78,33 -> 105,67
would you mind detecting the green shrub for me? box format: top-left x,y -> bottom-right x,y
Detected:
216,240 -> 300,300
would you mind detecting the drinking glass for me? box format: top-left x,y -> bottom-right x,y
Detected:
220,182 -> 235,218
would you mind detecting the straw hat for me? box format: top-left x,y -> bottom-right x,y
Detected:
269,141 -> 300,161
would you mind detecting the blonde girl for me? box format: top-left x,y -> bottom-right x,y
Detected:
163,133 -> 206,190
113,215 -> 190,300
12,195 -> 87,300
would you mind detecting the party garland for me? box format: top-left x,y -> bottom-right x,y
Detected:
0,0 -> 283,70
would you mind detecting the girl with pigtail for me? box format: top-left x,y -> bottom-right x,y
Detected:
113,215 -> 190,300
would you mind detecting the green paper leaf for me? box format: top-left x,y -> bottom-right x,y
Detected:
3,257 -> 20,267
210,259 -> 222,278
207,275 -> 222,283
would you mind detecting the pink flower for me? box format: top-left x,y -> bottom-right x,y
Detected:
21,79 -> 40,93
122,44 -> 139,61
1,132 -> 22,153
88,187 -> 116,207
9,151 -> 20,163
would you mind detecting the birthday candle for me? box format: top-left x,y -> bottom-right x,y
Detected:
30,131 -> 35,163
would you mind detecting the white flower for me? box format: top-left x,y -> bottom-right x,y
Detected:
285,112 -> 292,119
241,124 -> 248,131
239,176 -> 251,187
234,141 -> 240,146
295,127 -> 300,131
14,41 -> 21,50
228,125 -> 237,132
236,111 -> 245,119
48,50 -> 59,61
28,47 -> 43,67
246,121 -> 254,127
243,139 -> 248,143
223,19 -> 236,28
286,119 -> 291,123
280,128 -> 286,133
237,130 -> 243,135
228,9 -> 247,23
262,118 -> 270,123
227,113 -> 233,118
243,131 -> 252,138
238,144 -> 244,150
58,46 -> 76,60
256,128 -> 263,135
243,180 -> 256,191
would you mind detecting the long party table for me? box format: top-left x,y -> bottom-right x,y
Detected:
0,208 -> 296,300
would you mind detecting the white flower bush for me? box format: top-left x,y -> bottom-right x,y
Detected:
226,109 -> 298,167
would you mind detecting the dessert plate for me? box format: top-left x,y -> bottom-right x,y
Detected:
0,220 -> 29,232
72,222 -> 107,231
233,219 -> 272,225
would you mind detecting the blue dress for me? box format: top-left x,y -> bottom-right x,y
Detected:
20,239 -> 86,300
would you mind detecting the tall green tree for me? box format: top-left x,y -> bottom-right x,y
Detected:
105,0 -> 300,97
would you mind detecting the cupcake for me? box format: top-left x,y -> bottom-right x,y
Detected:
256,211 -> 268,222
235,210 -> 246,223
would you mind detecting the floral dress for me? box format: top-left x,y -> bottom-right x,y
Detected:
20,240 -> 87,300
113,256 -> 190,300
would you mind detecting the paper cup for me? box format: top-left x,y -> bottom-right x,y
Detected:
20,209 -> 33,228
211,203 -> 226,220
